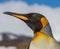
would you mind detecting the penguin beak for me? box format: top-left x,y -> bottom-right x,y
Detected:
3,12 -> 28,21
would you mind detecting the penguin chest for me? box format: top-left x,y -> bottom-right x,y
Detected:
29,33 -> 58,49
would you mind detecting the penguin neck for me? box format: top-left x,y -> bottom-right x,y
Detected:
34,31 -> 48,36
34,32 -> 43,37
32,32 -> 54,42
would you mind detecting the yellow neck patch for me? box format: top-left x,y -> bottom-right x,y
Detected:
32,32 -> 54,43
41,17 -> 48,29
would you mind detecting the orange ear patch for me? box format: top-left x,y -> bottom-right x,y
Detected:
12,14 -> 28,20
41,17 -> 48,29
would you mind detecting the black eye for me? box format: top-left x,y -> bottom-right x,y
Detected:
31,18 -> 36,20
29,17 -> 38,22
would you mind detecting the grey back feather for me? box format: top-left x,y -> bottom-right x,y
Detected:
41,23 -> 53,37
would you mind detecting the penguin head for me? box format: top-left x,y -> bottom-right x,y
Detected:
3,12 -> 48,33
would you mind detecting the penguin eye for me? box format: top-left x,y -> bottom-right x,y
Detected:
29,17 -> 38,22
31,18 -> 36,20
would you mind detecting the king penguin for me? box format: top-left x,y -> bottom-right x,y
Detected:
3,12 -> 60,49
